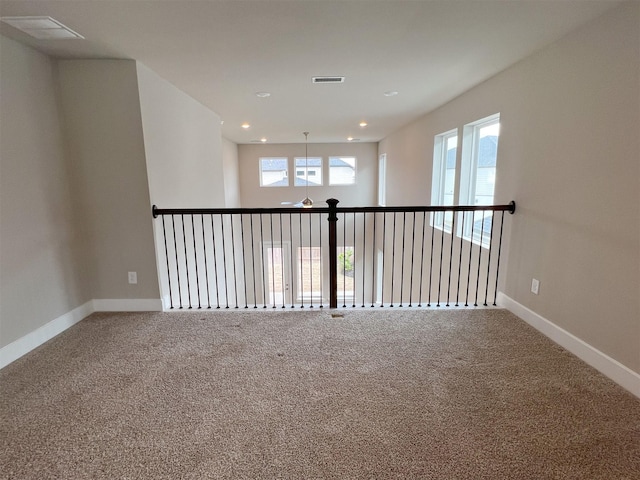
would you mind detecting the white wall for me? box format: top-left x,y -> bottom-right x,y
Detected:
0,36 -> 91,348
136,63 -> 226,208
380,2 -> 640,374
222,137 -> 240,207
238,142 -> 378,208
56,59 -> 160,301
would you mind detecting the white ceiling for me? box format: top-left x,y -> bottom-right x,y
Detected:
0,0 -> 619,144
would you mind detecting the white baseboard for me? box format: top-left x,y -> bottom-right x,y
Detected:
0,298 -> 162,369
497,292 -> 640,399
161,294 -> 172,311
0,300 -> 93,369
92,298 -> 163,312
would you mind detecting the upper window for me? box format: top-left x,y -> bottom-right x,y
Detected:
430,129 -> 458,232
294,157 -> 323,186
329,157 -> 356,185
431,113 -> 500,246
259,157 -> 288,187
460,114 -> 500,245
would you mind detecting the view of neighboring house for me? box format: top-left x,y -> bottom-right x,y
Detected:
260,157 -> 288,187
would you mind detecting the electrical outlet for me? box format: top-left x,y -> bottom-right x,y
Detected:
531,278 -> 540,295
128,271 -> 137,284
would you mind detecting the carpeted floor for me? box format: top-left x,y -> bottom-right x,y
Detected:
1,309 -> 639,479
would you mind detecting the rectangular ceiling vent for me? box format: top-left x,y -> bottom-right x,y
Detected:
0,16 -> 84,40
312,76 -> 345,84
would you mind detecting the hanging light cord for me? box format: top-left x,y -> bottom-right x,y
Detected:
302,132 -> 312,207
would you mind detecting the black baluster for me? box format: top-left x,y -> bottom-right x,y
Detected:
381,212 -> 386,307
484,213 -> 494,307
362,212 -> 366,308
436,211 -> 446,308
182,214 -> 192,309
446,210 -> 456,307
319,213 -> 323,308
474,210 -> 486,307
250,214 -> 258,308
455,211 -> 465,307
352,211 -> 356,308
465,212 -> 475,307
191,214 -> 201,309
427,213 -> 435,307
409,212 -> 416,307
260,214 -> 267,308
220,214 -> 229,309
371,211 -> 377,307
211,215 -> 220,309
290,213 -> 295,308
417,211 -> 427,307
201,214 -> 211,309
161,215 -> 174,309
399,212 -> 407,307
280,213 -> 286,308
493,211 -> 507,306
309,212 -> 314,308
390,212 -> 396,307
269,213 -> 276,309
241,214 -> 248,308
173,215 -> 183,308
342,212 -> 346,308
299,212 -> 304,308
229,214 -> 239,308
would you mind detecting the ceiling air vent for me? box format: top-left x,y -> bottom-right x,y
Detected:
312,76 -> 345,84
0,16 -> 84,39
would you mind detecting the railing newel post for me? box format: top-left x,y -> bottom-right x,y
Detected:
326,198 -> 339,309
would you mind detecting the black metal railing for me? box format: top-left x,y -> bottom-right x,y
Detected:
152,200 -> 515,309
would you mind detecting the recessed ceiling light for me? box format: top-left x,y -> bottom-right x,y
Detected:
255,92 -> 271,98
348,137 -> 360,142
0,16 -> 84,39
359,121 -> 368,127
260,137 -> 267,143
241,123 -> 250,129
383,91 -> 399,97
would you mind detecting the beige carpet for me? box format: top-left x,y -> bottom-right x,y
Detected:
1,309 -> 639,479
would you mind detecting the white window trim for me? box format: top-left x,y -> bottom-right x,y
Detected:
430,129 -> 458,233
430,114 -> 500,248
294,157 -> 323,186
459,113 -> 500,246
259,157 -> 289,187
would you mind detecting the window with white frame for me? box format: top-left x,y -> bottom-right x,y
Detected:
294,157 -> 323,186
430,130 -> 458,232
329,157 -> 356,185
259,157 -> 288,187
431,113 -> 500,246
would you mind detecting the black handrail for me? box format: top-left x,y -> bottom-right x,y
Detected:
152,201 -> 516,217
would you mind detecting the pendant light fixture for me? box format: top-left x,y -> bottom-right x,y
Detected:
301,131 -> 313,208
